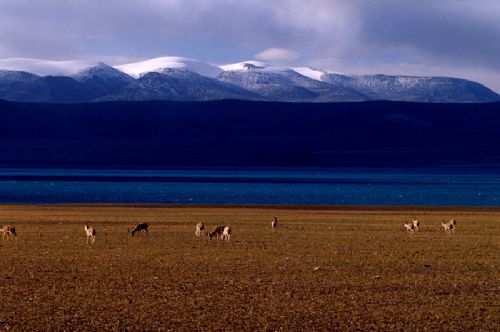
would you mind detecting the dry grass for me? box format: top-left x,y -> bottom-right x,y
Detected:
0,205 -> 499,331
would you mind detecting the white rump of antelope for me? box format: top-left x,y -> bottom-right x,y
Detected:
0,224 -> 17,240
129,223 -> 149,236
222,226 -> 231,241
412,219 -> 420,232
442,219 -> 457,234
195,222 -> 205,237
208,225 -> 231,242
84,224 -> 96,244
272,217 -> 278,232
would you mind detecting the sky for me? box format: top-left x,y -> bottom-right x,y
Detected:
0,0 -> 499,92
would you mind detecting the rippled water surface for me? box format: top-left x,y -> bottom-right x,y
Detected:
1,168 -> 500,206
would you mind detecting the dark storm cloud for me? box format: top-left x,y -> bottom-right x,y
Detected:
356,1 -> 500,70
0,0 -> 498,90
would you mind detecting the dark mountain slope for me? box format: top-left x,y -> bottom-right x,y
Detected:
1,99 -> 500,167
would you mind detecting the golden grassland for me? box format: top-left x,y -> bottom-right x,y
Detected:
0,205 -> 499,331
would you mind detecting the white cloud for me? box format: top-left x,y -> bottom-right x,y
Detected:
255,48 -> 298,62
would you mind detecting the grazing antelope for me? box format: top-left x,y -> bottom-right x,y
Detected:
271,217 -> 278,232
84,224 -> 96,244
412,219 -> 420,232
222,226 -> 232,242
129,223 -> 149,236
403,222 -> 415,234
208,225 -> 226,240
195,222 -> 205,237
0,225 -> 17,240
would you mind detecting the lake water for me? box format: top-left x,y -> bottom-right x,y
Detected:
1,167 -> 500,206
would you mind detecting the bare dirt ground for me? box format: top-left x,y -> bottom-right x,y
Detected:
0,205 -> 498,331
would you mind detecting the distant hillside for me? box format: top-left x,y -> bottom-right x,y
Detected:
1,99 -> 500,168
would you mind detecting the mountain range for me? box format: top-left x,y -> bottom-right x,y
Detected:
0,57 -> 498,103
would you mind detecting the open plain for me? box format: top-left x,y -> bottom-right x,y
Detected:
0,205 -> 498,331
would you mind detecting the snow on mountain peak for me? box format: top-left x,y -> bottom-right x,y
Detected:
219,60 -> 269,71
0,58 -> 101,76
219,61 -> 298,76
114,56 -> 223,78
292,67 -> 326,81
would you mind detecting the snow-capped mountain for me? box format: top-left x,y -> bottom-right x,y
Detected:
115,57 -> 223,78
0,58 -> 101,76
102,68 -> 261,101
217,65 -> 318,101
0,56 -> 498,103
217,61 -> 366,102
321,73 -> 500,103
72,63 -> 135,97
0,60 -> 134,102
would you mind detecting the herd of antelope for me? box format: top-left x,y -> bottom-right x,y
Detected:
0,216 -> 460,244
195,223 -> 232,241
403,218 -> 458,234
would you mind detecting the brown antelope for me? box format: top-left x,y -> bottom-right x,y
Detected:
0,225 -> 17,240
195,222 -> 205,237
271,217 -> 277,232
222,226 -> 232,242
412,219 -> 420,232
84,224 -> 96,244
442,220 -> 454,234
208,225 -> 226,240
129,223 -> 149,236
404,222 -> 415,234
442,219 -> 457,234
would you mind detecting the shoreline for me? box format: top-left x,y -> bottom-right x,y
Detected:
2,203 -> 500,212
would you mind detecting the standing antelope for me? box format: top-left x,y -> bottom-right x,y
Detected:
222,226 -> 232,242
442,220 -> 454,234
208,225 -> 226,240
404,222 -> 415,234
271,217 -> 278,232
195,222 -> 205,237
412,219 -> 420,232
0,225 -> 17,240
84,224 -> 96,244
442,219 -> 457,234
129,223 -> 149,236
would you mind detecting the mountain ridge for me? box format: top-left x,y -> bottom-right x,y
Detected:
0,57 -> 498,103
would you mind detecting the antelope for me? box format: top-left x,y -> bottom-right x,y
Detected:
442,219 -> 457,234
208,225 -> 226,240
222,226 -> 232,242
195,222 -> 205,237
0,225 -> 17,240
129,223 -> 149,236
84,224 -> 96,244
403,222 -> 415,234
412,219 -> 420,232
271,217 -> 277,232
442,220 -> 454,234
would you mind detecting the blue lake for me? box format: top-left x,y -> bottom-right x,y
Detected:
1,168 -> 500,206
